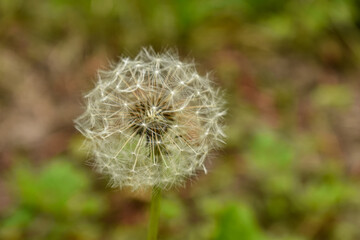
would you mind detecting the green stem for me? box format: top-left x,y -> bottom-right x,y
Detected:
147,185 -> 162,240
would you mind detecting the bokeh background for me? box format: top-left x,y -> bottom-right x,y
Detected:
1,0 -> 360,239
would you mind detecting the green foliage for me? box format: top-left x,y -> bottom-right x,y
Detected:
312,84 -> 354,109
160,197 -> 184,220
247,130 -> 294,171
13,158 -> 103,216
246,130 -> 296,194
300,179 -> 353,213
214,202 -> 265,240
0,158 -> 105,240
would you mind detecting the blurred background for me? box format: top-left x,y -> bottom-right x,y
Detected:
1,0 -> 360,239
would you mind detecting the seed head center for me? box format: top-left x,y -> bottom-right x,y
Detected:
129,98 -> 175,143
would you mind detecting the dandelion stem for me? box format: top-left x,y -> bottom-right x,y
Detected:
147,185 -> 162,240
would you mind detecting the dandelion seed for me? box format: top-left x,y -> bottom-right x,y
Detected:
74,47 -> 226,190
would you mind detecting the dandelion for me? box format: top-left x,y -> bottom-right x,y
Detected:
74,48 -> 225,239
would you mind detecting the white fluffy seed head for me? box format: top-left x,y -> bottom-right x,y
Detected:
74,48 -> 226,190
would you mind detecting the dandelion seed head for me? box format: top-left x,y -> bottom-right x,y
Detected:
74,47 -> 226,190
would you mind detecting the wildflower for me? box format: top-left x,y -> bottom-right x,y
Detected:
74,48 -> 225,190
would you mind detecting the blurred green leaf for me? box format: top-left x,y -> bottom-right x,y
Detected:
214,202 -> 266,240
247,130 -> 295,171
312,84 -> 354,109
2,158 -> 105,239
160,197 -> 184,219
13,157 -> 104,217
300,178 -> 355,213
1,208 -> 33,229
